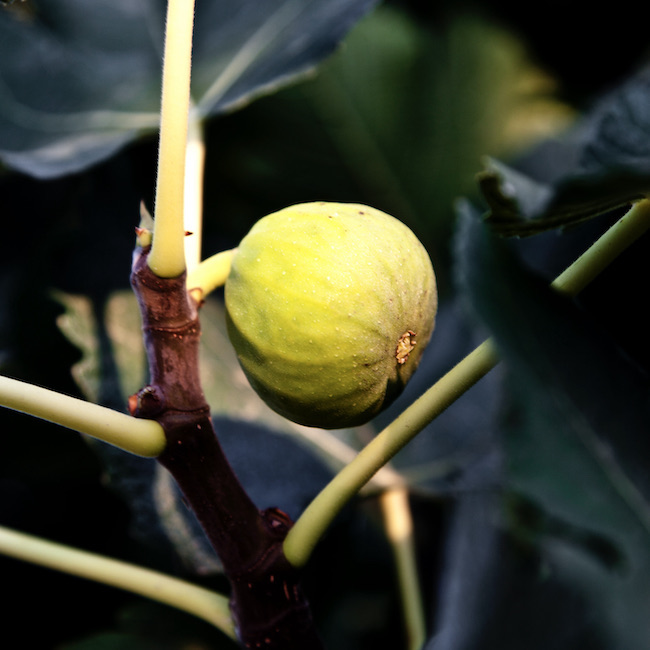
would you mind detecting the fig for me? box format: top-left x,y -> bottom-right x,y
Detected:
225,202 -> 437,429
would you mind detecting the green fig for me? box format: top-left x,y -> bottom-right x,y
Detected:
225,202 -> 437,429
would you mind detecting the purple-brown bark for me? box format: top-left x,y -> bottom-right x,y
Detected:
129,244 -> 323,649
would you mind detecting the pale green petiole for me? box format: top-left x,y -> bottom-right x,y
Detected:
186,248 -> 237,301
550,198 -> 650,296
147,0 -> 196,279
284,198 -> 650,569
283,340 -> 499,568
0,525 -> 236,639
183,114 -> 206,273
380,487 -> 427,650
0,375 -> 166,457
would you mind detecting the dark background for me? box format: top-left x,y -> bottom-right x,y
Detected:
1,0 -> 649,648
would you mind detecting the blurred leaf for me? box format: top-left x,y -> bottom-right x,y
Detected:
580,65 -> 650,174
427,491 -> 616,650
297,7 -> 575,250
54,289 -> 147,406
56,280 -> 506,506
480,158 -> 649,237
0,0 -> 377,178
453,202 -> 650,649
194,6 -> 575,300
214,415 -> 333,520
480,63 -> 650,237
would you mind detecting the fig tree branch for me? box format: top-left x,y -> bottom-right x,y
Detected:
130,244 -> 324,649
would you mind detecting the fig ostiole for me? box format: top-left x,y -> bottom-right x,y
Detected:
224,202 -> 437,429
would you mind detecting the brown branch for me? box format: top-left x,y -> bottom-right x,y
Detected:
129,245 -> 324,649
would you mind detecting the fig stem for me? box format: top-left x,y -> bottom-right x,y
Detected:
183,113 -> 206,273
0,524 -> 237,639
186,248 -> 237,301
147,0 -> 196,279
284,198 -> 650,569
551,198 -> 650,296
0,374 -> 166,457
379,487 -> 426,650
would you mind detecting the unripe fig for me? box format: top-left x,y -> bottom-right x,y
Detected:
225,202 -> 437,429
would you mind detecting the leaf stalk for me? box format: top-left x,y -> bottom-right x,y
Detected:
0,525 -> 236,639
147,0 -> 196,278
0,374 -> 166,457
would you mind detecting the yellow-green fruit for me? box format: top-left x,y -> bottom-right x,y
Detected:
225,202 -> 437,429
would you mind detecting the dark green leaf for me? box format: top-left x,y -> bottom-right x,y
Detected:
480,159 -> 649,237
294,9 -> 573,253
191,0 -> 378,119
480,65 -> 650,238
0,0 -> 377,178
454,204 -> 650,648
426,493 -> 615,650
581,65 -> 650,174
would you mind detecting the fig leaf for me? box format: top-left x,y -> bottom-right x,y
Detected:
0,0 -> 377,177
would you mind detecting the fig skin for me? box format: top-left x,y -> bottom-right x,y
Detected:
225,202 -> 437,429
